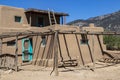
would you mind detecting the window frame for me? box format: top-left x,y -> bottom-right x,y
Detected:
14,16 -> 22,23
7,41 -> 16,46
41,36 -> 46,47
80,34 -> 89,44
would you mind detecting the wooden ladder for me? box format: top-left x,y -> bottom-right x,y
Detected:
48,9 -> 57,25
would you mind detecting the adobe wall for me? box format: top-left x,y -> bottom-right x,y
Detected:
0,5 -> 61,29
32,35 -> 54,66
57,24 -> 104,65
0,5 -> 106,67
32,24 -> 105,67
0,6 -> 29,28
1,35 -> 30,65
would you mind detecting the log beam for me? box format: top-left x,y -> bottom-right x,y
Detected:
54,30 -> 59,76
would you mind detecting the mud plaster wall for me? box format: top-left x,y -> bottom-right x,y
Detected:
0,6 -> 29,28
58,34 -> 103,65
32,33 -> 104,67
0,32 -> 105,67
32,35 -> 54,66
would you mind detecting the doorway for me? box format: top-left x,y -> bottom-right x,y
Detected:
37,17 -> 44,27
22,38 -> 33,62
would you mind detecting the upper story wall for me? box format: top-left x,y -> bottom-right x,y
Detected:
0,5 -> 67,28
0,6 -> 29,28
26,12 -> 60,27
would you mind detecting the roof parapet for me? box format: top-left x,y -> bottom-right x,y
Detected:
89,23 -> 95,27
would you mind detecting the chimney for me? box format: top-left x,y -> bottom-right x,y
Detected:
89,23 -> 95,27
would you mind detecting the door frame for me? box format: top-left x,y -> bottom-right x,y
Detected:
22,38 -> 33,61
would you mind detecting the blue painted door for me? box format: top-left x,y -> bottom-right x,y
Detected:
22,38 -> 33,61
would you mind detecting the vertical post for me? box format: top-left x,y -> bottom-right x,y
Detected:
63,16 -> 66,25
15,36 -> 18,72
29,12 -> 32,26
92,34 -> 95,68
0,38 -> 2,54
61,16 -> 64,25
48,9 -> 52,26
54,31 -> 59,76
0,38 -> 2,67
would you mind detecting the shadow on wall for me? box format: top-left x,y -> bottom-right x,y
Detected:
58,34 -> 98,66
32,33 -> 107,67
32,35 -> 54,67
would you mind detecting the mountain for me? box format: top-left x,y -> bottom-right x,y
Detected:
67,10 -> 120,32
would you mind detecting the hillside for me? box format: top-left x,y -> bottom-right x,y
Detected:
67,10 -> 120,32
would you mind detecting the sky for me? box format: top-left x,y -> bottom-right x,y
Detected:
0,0 -> 120,22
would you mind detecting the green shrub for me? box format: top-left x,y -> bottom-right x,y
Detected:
103,35 -> 120,50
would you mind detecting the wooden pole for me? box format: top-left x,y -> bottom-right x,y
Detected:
30,12 -> 32,26
0,38 -> 2,67
15,36 -> 18,72
54,31 -> 59,76
92,35 -> 95,68
0,38 -> 2,54
48,9 -> 52,25
63,16 -> 66,25
61,16 -> 64,25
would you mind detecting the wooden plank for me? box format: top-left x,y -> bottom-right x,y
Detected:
54,31 -> 59,76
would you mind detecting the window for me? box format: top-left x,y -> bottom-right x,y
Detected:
15,16 -> 22,23
41,36 -> 46,47
37,17 -> 44,27
7,41 -> 16,46
24,40 -> 29,50
80,34 -> 88,44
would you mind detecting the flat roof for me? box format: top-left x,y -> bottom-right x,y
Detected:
25,8 -> 69,16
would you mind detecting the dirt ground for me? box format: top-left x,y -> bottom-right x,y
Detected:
0,62 -> 120,80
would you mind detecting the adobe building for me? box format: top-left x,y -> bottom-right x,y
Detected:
0,5 -> 108,69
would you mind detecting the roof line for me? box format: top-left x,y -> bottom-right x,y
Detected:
25,8 -> 69,16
